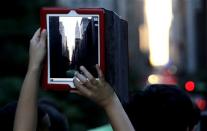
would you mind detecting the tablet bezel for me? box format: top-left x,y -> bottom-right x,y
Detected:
40,7 -> 105,91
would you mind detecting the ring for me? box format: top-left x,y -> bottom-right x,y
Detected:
81,78 -> 89,85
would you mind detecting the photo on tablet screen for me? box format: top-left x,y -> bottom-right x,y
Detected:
47,14 -> 100,84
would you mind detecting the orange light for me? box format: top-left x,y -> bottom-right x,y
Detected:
185,81 -> 195,92
148,74 -> 160,84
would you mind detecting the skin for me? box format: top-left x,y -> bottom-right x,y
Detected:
13,28 -> 47,131
73,65 -> 135,131
13,28 -> 135,131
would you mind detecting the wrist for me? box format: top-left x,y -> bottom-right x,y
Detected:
103,93 -> 120,110
28,61 -> 42,72
28,63 -> 42,73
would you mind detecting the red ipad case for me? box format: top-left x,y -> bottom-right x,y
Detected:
40,7 -> 105,91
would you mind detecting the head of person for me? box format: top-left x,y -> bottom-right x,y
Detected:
125,84 -> 200,131
0,98 -> 69,131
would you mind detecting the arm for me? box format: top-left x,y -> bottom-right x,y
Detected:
13,28 -> 46,131
73,65 -> 135,131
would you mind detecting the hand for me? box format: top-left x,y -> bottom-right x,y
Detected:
28,28 -> 47,71
73,65 -> 115,108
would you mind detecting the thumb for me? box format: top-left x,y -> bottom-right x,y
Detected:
40,29 -> 47,44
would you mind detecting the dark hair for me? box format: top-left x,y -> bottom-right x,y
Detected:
0,101 -> 17,131
38,98 -> 69,131
125,84 -> 200,131
0,99 -> 69,131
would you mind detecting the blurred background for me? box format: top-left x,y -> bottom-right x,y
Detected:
0,0 -> 206,130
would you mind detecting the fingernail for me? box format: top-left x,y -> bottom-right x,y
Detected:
80,66 -> 84,70
74,71 -> 78,76
42,29 -> 46,32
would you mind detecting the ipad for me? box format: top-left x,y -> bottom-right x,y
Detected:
40,8 -> 105,91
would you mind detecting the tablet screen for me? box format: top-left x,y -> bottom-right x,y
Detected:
47,14 -> 100,85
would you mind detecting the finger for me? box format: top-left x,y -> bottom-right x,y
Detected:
75,72 -> 93,87
73,77 -> 92,97
31,28 -> 41,41
74,71 -> 88,83
80,66 -> 97,85
95,64 -> 105,81
80,66 -> 94,80
70,90 -> 81,95
40,29 -> 47,46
